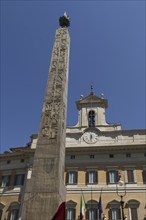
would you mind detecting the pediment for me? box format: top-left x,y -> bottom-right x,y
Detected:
66,200 -> 77,208
76,93 -> 108,110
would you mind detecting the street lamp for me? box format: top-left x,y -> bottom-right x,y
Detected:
116,172 -> 126,220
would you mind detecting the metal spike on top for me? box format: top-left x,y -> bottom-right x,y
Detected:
59,12 -> 70,27
90,84 -> 94,95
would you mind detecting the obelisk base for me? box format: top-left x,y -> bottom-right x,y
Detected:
21,184 -> 66,220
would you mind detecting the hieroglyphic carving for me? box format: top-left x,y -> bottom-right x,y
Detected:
45,102 -> 52,111
41,28 -> 69,141
42,126 -> 50,137
21,27 -> 70,220
51,60 -> 58,70
61,103 -> 66,131
53,47 -> 59,59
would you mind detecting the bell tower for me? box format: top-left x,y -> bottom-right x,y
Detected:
21,14 -> 70,220
76,89 -> 108,128
75,87 -> 121,131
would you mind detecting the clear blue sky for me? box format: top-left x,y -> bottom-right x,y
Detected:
1,1 -> 145,152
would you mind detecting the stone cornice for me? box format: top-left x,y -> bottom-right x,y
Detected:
66,144 -> 146,154
66,128 -> 146,134
0,149 -> 35,160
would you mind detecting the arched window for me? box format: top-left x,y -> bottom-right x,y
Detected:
127,199 -> 140,220
8,202 -> 19,220
0,203 -> 5,220
86,200 -> 98,220
66,200 -> 77,220
107,200 -> 121,220
88,111 -> 95,127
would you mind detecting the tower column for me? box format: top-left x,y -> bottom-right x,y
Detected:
21,15 -> 70,220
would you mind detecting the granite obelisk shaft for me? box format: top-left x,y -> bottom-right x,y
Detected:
21,26 -> 70,220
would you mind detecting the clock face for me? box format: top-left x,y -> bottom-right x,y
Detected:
83,131 -> 98,144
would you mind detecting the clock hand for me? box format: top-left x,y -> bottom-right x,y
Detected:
90,133 -> 92,140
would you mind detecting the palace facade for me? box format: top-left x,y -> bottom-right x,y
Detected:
0,91 -> 146,220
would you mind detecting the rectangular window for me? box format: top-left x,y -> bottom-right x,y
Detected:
142,170 -> 146,184
70,155 -> 75,159
68,171 -> 77,185
88,171 -> 97,184
127,170 -> 134,183
14,174 -> 25,186
90,155 -> 94,159
1,175 -> 10,187
108,171 -> 118,184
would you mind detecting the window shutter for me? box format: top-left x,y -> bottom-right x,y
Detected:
131,208 -> 138,220
108,209 -> 112,220
96,171 -> 98,184
115,171 -> 118,183
93,171 -> 97,184
127,170 -> 134,183
0,172 -> 2,187
7,210 -> 11,220
65,208 -> 67,220
142,170 -> 146,183
7,175 -> 11,186
66,172 -> 69,185
118,208 -> 121,220
86,171 -> 89,185
86,210 -> 89,220
14,175 -> 17,186
75,171 -> 78,184
73,208 -> 76,220
21,174 -> 25,185
0,210 -> 3,220
10,170 -> 16,186
106,171 -> 109,184
95,208 -> 97,219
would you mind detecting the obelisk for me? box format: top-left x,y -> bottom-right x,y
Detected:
21,14 -> 70,220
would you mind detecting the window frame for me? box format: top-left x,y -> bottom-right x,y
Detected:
86,200 -> 98,220
126,169 -> 135,184
86,170 -> 98,185
142,169 -> 146,184
0,203 -> 5,220
66,200 -> 77,220
109,208 -> 121,220
107,200 -> 121,220
1,175 -> 11,187
8,202 -> 19,220
88,110 -> 95,127
127,200 -> 140,220
9,208 -> 19,220
66,170 -> 78,185
107,170 -> 118,184
66,208 -> 75,220
14,174 -> 25,186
